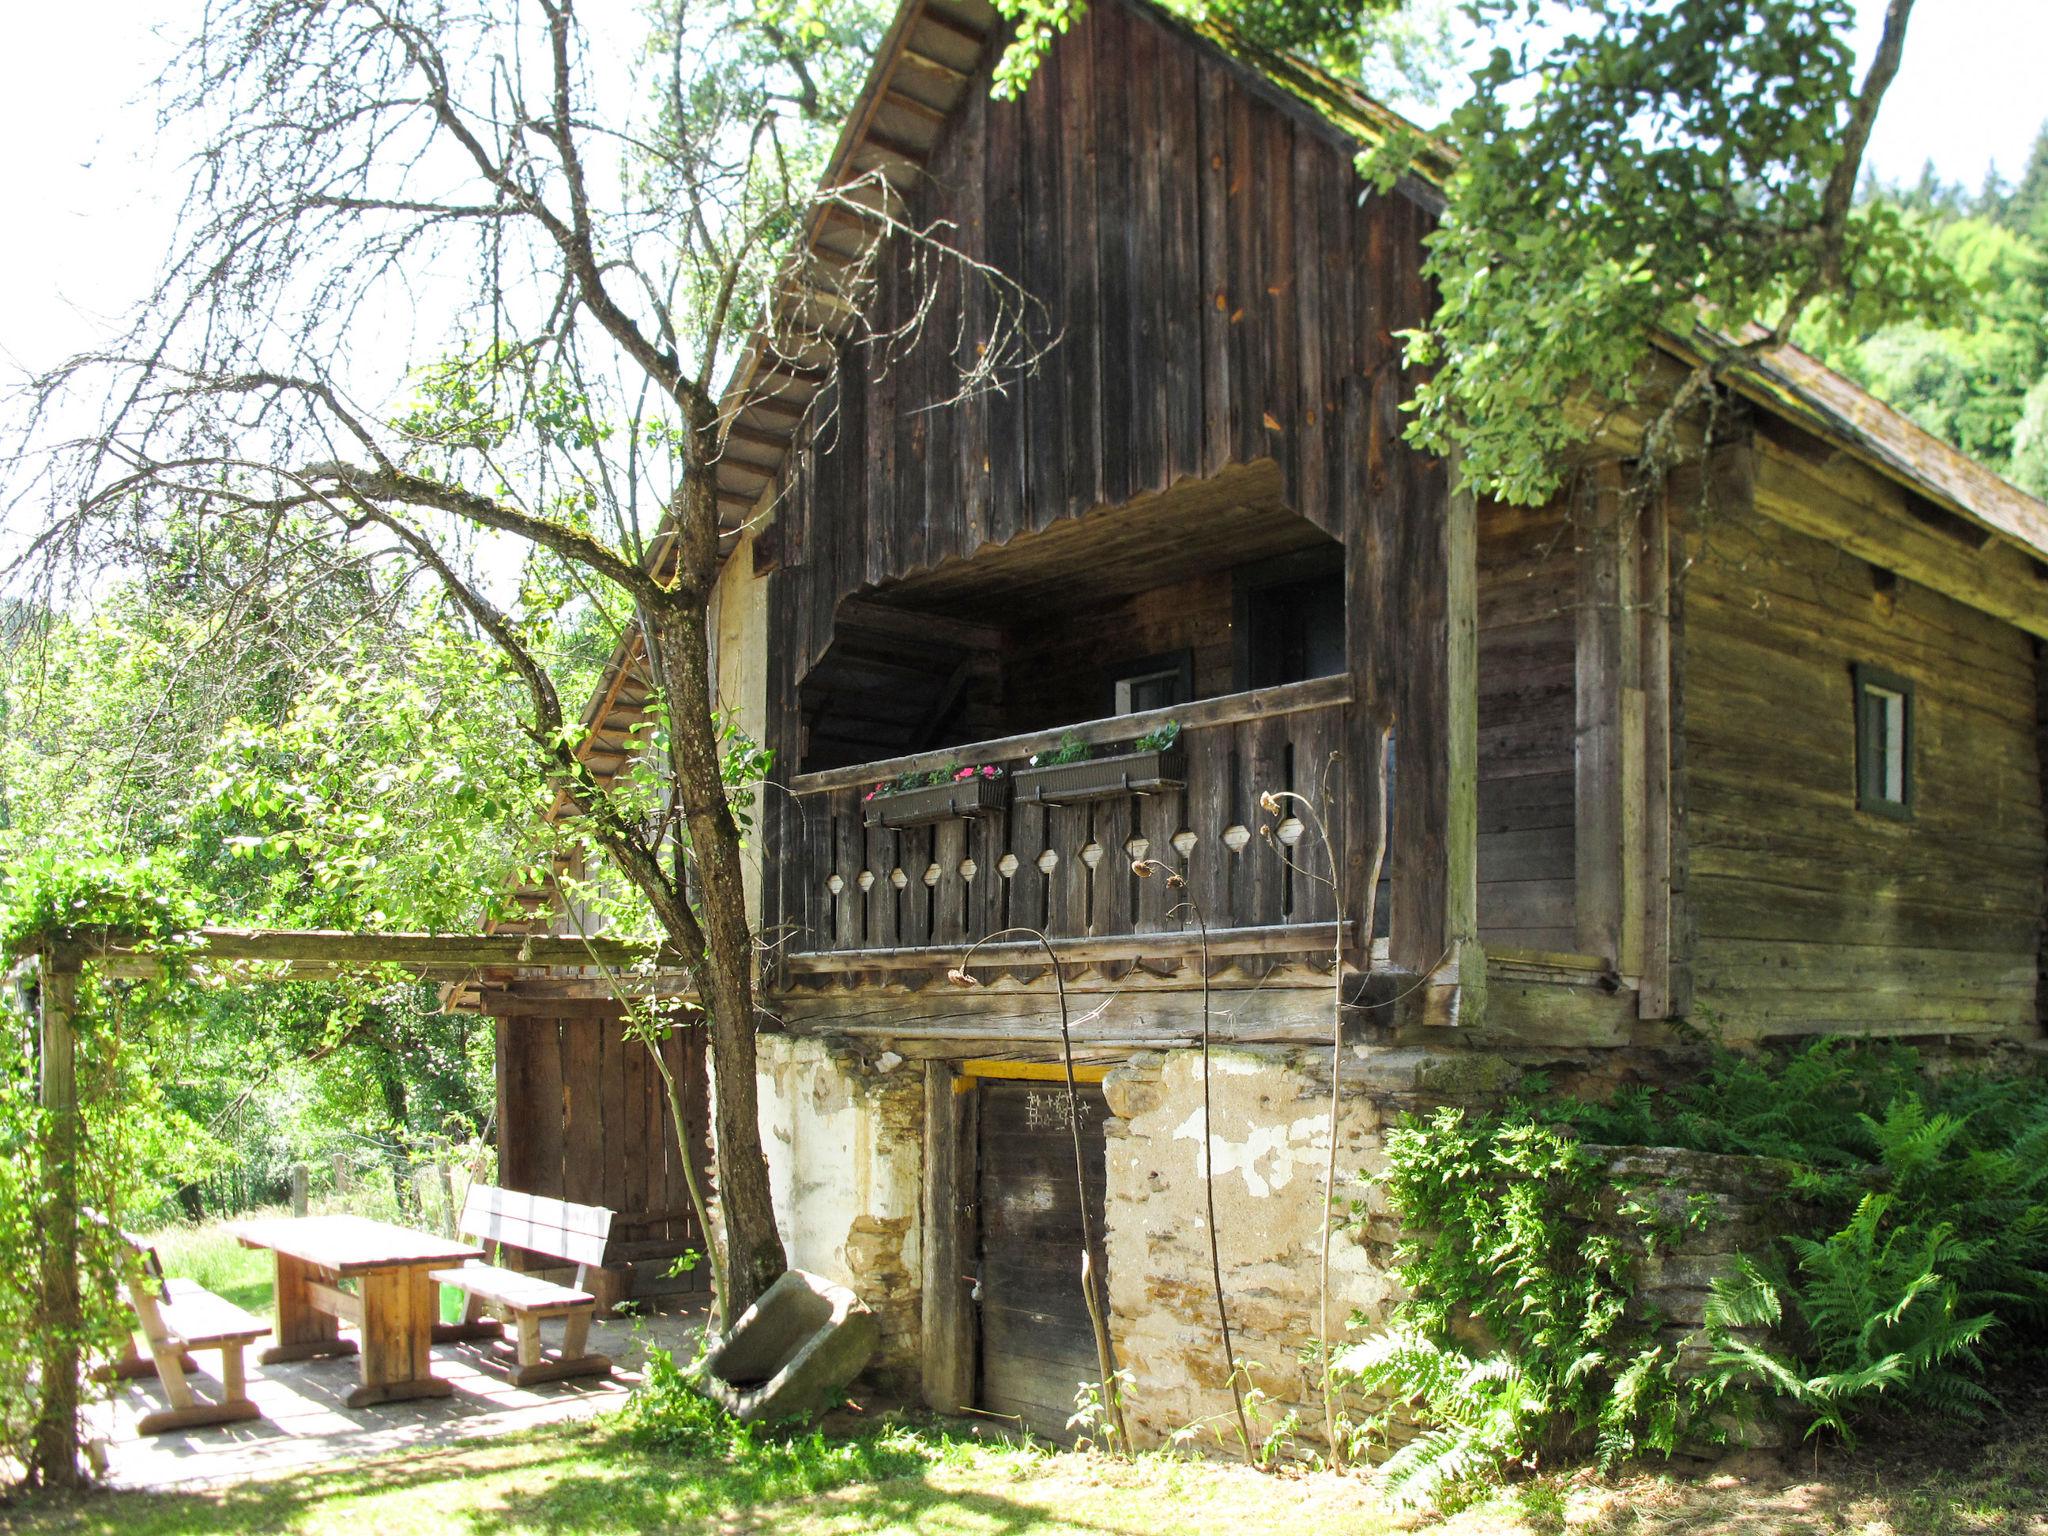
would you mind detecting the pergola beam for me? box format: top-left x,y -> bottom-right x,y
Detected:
62,927 -> 689,983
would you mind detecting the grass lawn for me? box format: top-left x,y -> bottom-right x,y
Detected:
9,1396 -> 2048,1536
142,1221 -> 275,1316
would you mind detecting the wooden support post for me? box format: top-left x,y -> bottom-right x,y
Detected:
290,1162 -> 309,1218
920,1063 -> 977,1413
30,955 -> 83,1489
350,1266 -> 448,1410
1575,463 -> 1646,977
1638,470 -> 1678,1020
513,1311 -> 543,1369
261,1251 -> 357,1363
1442,452 -> 1485,1024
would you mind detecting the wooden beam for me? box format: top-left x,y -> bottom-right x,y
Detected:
1574,462 -> 1645,974
900,45 -> 970,84
70,928 -> 687,981
786,920 -> 1354,974
880,87 -> 948,126
860,127 -> 933,166
1443,453 -> 1485,1022
774,972 -> 1394,1043
792,675 -> 1351,795
31,957 -> 84,1487
913,8 -> 990,49
743,394 -> 806,423
1638,463 -> 1680,1020
920,1062 -> 976,1413
721,422 -> 791,454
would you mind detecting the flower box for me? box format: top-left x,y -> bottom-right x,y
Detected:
1010,745 -> 1187,807
861,772 -> 1006,829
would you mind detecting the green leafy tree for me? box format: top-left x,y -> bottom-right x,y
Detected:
5,0 -> 1049,1375
1383,0 -> 1949,501
991,0 -> 1952,502
1802,162 -> 2048,496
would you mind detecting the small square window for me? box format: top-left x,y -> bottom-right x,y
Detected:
1853,664 -> 1914,819
1112,651 -> 1191,716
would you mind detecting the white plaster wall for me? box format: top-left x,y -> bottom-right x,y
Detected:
755,1035 -> 925,1383
710,525 -> 771,927
1102,1045 -> 1396,1447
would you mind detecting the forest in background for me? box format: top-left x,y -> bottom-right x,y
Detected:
0,518 -> 627,1221
1816,122 -> 2048,496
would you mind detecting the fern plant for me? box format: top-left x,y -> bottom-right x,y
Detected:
1332,1108 -> 1691,1510
1702,1193 -> 1997,1444
1342,1044 -> 2048,1500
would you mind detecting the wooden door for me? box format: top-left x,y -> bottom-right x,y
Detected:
973,1078 -> 1110,1439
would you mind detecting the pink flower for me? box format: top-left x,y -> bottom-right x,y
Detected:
953,766 -> 975,782
981,765 -> 996,778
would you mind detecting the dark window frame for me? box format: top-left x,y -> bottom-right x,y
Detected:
1110,649 -> 1192,716
1852,662 -> 1915,820
1233,544 -> 1346,691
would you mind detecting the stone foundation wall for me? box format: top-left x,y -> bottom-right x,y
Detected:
1100,1044 -> 1471,1447
755,1035 -> 925,1393
746,1026 -> 1819,1440
1099,1042 -> 1802,1450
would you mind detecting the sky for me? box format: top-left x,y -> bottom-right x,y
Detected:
0,0 -> 2043,402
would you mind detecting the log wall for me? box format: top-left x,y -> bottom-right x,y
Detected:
1682,456 -> 2046,1040
493,1001 -> 714,1294
1477,498 -> 1578,952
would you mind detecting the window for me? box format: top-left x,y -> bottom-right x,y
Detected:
1112,651 -> 1191,715
1235,546 -> 1345,689
1853,664 -> 1914,818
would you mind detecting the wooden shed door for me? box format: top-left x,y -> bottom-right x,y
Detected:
973,1078 -> 1109,1439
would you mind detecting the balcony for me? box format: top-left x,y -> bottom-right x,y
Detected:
769,676 -> 1362,988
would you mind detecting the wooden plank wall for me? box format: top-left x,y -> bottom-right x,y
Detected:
494,1003 -> 713,1283
1476,499 -> 1577,951
1002,570 -> 1238,730
1681,455 -> 2046,1040
769,0 -> 1450,971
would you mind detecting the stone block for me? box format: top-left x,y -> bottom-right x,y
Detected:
704,1269 -> 880,1423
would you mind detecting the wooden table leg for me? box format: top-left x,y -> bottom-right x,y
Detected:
260,1251 -> 358,1364
348,1265 -> 452,1409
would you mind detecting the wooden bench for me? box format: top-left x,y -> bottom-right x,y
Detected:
101,1223 -> 270,1434
431,1187 -> 615,1387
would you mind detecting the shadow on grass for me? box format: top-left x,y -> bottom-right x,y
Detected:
459,1460 -> 1122,1536
1,1419 -> 1107,1536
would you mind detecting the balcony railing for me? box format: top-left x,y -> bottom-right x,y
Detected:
770,676 -> 1358,984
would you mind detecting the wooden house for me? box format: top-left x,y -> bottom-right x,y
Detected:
477,0 -> 2048,1439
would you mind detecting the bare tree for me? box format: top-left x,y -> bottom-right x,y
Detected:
5,0 -> 1048,1341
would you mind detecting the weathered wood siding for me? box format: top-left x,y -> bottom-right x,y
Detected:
773,8 -> 1432,673
1477,499 -> 1577,952
1682,462 -> 2046,1040
765,0 -> 1455,971
1001,570 -> 1238,731
493,1002 -> 713,1290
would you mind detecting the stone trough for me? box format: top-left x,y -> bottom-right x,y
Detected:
703,1269 -> 880,1422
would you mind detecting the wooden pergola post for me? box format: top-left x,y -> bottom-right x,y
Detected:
30,951 -> 84,1489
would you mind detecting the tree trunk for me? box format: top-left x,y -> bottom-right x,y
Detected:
647,601 -> 787,1317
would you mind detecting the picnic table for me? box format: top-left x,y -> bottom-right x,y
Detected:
233,1214 -> 481,1408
